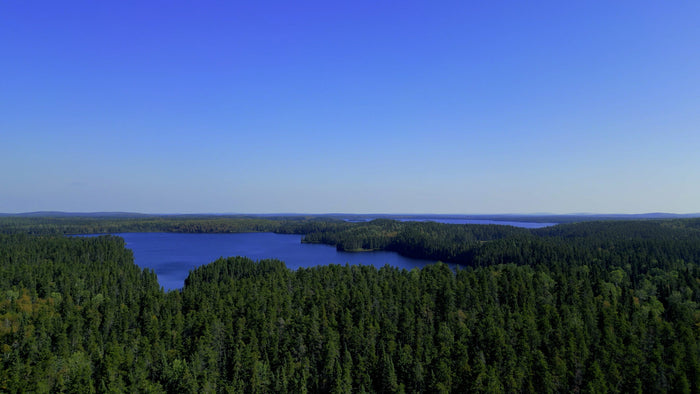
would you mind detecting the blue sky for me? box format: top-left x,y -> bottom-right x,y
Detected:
2,1 -> 699,214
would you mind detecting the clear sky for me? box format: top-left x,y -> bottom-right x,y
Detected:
1,1 -> 699,214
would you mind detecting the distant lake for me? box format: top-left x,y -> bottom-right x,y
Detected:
345,217 -> 556,228
105,232 -> 441,291
397,218 -> 555,228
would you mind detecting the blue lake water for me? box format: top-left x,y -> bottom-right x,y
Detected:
84,220 -> 551,291
109,232 -> 441,291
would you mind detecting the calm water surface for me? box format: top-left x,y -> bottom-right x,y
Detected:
111,232 -> 440,291
396,218 -> 555,228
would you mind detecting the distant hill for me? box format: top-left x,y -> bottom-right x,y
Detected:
0,211 -> 154,218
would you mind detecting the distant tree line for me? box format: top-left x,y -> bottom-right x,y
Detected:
0,216 -> 348,236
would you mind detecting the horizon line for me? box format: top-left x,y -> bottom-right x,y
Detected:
3,211 -> 700,217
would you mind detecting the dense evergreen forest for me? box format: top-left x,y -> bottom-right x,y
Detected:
1,217 -> 699,392
0,215 -> 345,236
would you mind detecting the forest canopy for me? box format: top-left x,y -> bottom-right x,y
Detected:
0,217 -> 699,392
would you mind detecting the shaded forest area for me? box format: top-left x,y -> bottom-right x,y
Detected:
1,217 -> 699,392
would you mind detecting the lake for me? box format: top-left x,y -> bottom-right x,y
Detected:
95,217 -> 553,291
110,232 -> 440,291
345,217 -> 556,228
396,218 -> 555,228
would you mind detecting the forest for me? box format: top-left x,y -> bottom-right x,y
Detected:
1,216 -> 699,392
